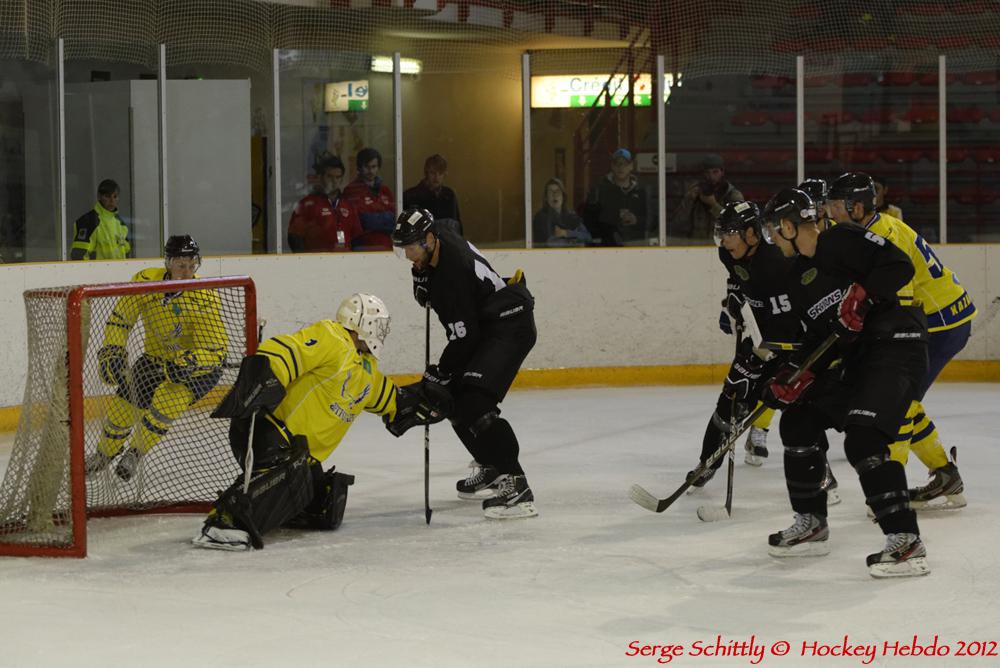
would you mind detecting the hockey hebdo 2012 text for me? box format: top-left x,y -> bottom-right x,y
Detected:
625,634 -> 998,664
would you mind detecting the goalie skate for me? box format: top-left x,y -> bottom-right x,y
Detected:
866,533 -> 930,578
767,513 -> 830,557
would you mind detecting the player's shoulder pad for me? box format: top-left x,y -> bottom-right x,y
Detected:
132,267 -> 167,282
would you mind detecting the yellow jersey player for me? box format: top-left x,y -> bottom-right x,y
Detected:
193,294 -> 445,551
84,235 -> 226,481
827,173 -> 974,510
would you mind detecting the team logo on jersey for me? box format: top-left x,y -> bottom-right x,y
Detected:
340,371 -> 371,409
734,266 -> 750,281
801,268 -> 818,285
807,288 -> 844,320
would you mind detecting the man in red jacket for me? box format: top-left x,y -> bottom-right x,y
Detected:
343,147 -> 396,251
288,156 -> 362,252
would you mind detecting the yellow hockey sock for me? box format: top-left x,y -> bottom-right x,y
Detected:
909,404 -> 949,470
133,382 -> 195,455
752,406 -> 775,430
97,394 -> 137,457
888,401 -> 918,465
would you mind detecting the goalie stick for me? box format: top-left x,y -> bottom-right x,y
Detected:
630,332 -> 839,514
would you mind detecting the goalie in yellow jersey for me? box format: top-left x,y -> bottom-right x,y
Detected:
192,293 -> 448,551
84,235 -> 226,481
828,173 -> 974,510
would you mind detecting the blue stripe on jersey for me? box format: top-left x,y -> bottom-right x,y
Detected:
926,291 -> 976,330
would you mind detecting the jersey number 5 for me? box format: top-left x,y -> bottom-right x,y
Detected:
914,235 -> 945,279
769,294 -> 792,314
447,321 -> 467,340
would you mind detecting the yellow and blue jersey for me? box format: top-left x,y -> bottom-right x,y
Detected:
103,267 -> 227,368
258,320 -> 398,462
864,213 -> 977,332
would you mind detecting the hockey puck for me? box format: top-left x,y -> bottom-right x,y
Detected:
696,505 -> 731,522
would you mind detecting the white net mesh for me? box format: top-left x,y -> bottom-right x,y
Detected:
0,276 -> 254,555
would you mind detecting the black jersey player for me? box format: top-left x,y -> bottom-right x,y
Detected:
390,208 -> 538,519
761,188 -> 929,578
689,201 -> 802,485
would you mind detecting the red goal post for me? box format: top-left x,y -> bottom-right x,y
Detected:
0,275 -> 257,557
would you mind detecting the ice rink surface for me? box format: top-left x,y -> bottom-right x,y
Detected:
1,383 -> 998,668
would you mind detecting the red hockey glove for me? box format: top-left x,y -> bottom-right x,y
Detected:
764,366 -> 816,407
837,283 -> 870,333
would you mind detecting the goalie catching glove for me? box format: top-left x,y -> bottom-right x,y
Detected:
211,354 -> 286,419
383,380 -> 453,437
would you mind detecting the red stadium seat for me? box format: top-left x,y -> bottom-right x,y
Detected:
953,187 -> 998,205
855,37 -> 888,51
861,108 -> 898,124
846,148 -> 878,163
805,147 -> 832,163
804,75 -> 835,87
731,110 -> 771,126
946,147 -> 971,162
953,1 -> 988,14
904,107 -> 939,124
973,147 -> 1000,163
947,107 -> 984,123
895,35 -> 934,49
754,149 -> 795,163
750,75 -> 793,89
770,111 -> 796,125
818,111 -> 856,125
842,73 -> 876,87
879,72 -> 917,86
990,109 -> 1000,123
918,72 -> 959,86
909,186 -> 940,205
722,150 -> 752,165
771,39 -> 799,53
963,71 -> 999,85
901,2 -> 947,15
790,3 -> 822,19
882,148 -> 926,163
978,35 -> 1000,48
937,35 -> 974,49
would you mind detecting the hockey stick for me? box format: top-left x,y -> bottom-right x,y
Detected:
697,326 -> 741,522
423,305 -> 433,525
630,332 -> 839,513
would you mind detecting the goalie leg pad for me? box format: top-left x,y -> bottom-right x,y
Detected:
287,466 -> 356,531
212,434 -> 314,549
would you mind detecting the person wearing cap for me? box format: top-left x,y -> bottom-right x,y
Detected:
403,154 -> 463,236
343,147 -> 396,251
532,177 -> 592,246
583,148 -> 648,246
672,154 -> 744,242
71,178 -> 131,260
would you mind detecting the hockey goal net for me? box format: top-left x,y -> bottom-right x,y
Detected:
0,275 -> 257,557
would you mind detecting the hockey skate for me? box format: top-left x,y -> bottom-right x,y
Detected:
457,464 -> 502,500
767,513 -> 830,557
114,448 -> 141,482
866,532 -> 930,578
84,450 -> 114,476
482,474 -> 537,519
909,449 -> 966,511
743,427 -> 768,467
686,465 -> 717,489
192,522 -> 251,552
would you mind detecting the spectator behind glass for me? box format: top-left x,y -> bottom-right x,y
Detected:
583,148 -> 648,246
672,154 -> 744,242
873,175 -> 903,220
533,178 -> 591,247
71,178 -> 131,260
403,154 -> 462,236
287,156 -> 362,253
343,147 -> 396,251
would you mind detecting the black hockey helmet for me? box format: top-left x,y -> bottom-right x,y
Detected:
714,201 -> 761,245
762,188 -> 817,242
829,172 -> 876,213
164,234 -> 200,259
797,178 -> 829,205
391,208 -> 435,247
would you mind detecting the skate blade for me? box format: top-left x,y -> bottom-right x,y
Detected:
869,556 -> 931,579
912,493 -> 967,511
744,453 -> 764,467
827,488 -> 842,506
484,502 -> 538,520
768,541 -> 831,558
457,488 -> 497,501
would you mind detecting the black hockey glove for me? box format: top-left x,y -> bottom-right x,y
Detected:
412,268 -> 430,308
723,348 -> 767,402
383,383 -> 451,437
423,364 -> 451,388
97,345 -> 128,386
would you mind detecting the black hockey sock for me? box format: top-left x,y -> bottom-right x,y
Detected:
783,441 -> 828,516
480,417 -> 524,475
699,411 -> 729,469
846,427 -> 919,535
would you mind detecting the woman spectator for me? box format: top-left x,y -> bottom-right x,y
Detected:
533,178 -> 592,247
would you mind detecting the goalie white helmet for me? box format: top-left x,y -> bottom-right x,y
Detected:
336,293 -> 391,359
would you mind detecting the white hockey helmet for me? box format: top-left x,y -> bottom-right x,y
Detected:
336,293 -> 391,359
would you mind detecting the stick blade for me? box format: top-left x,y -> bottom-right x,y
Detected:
696,505 -> 731,522
629,484 -> 663,512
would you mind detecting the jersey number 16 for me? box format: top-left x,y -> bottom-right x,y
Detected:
447,321 -> 467,340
